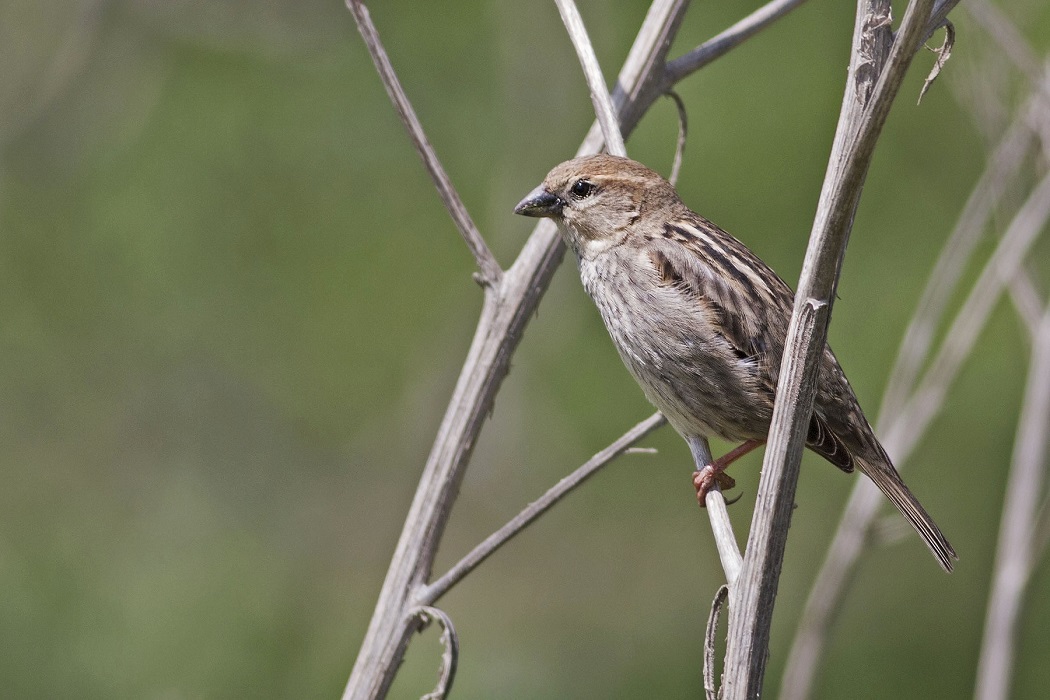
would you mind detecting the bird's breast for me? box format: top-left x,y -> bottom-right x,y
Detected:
577,250 -> 768,441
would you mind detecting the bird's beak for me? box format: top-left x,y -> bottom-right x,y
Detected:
514,185 -> 563,218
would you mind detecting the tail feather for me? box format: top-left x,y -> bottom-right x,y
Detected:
858,457 -> 957,572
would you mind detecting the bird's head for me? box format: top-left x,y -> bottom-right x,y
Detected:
514,154 -> 683,258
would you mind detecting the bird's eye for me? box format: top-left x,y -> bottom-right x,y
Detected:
570,179 -> 596,200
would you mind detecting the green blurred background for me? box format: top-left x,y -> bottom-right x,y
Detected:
3,0 -> 1049,697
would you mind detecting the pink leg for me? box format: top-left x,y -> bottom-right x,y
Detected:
693,439 -> 765,507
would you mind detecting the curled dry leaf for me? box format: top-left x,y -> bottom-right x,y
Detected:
919,20 -> 956,104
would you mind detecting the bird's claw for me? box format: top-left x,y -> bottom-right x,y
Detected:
693,467 -> 737,508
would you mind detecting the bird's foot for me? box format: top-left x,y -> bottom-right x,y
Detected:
692,439 -> 764,508
693,467 -> 737,507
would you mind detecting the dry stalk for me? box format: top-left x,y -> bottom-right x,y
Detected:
781,50 -> 1050,700
721,1 -> 951,696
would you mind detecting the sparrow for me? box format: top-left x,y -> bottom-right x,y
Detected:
514,154 -> 956,572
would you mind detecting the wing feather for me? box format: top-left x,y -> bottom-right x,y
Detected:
643,215 -> 862,474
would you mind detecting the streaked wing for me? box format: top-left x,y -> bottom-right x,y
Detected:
807,412 -> 856,472
643,213 -> 861,474
643,214 -> 793,386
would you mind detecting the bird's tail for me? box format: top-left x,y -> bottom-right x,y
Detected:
857,457 -> 957,572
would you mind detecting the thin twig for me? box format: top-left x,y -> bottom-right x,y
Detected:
974,298 -> 1050,700
704,585 -> 730,700
419,413 -> 666,605
574,0 -> 811,172
413,606 -> 459,700
346,0 -> 502,286
692,436 -> 744,587
555,0 -> 627,157
665,0 -> 810,85
706,486 -> 743,587
722,1 -> 937,696
665,91 -> 688,186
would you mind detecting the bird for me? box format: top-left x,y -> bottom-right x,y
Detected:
514,153 -> 956,572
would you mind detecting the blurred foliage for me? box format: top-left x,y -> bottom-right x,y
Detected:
2,0 -> 1049,698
